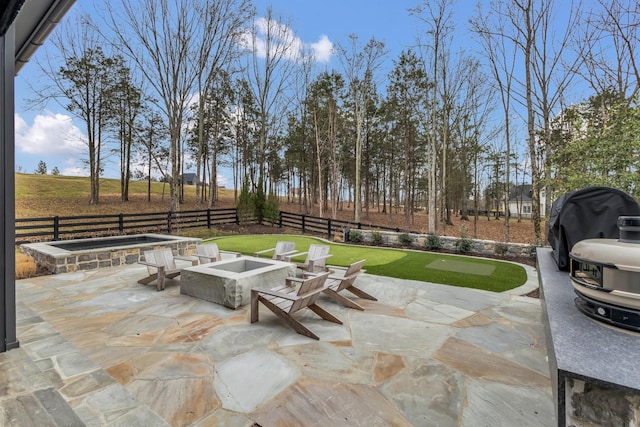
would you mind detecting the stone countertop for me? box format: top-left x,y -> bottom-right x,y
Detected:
538,247 -> 640,393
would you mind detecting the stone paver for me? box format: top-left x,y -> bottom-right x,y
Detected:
2,262 -> 555,426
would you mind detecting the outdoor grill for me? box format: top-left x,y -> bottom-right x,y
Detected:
570,216 -> 640,332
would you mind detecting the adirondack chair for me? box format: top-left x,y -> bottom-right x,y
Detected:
138,248 -> 197,291
322,259 -> 375,311
253,241 -> 298,260
250,271 -> 341,340
285,244 -> 332,273
195,243 -> 241,264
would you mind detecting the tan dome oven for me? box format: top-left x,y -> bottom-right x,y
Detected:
570,216 -> 640,331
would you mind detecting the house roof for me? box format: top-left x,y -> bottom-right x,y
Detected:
1,0 -> 77,74
0,0 -> 24,36
509,184 -> 533,202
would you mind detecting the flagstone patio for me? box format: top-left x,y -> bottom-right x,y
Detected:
1,262 -> 554,426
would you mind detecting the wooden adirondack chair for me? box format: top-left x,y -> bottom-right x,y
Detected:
253,241 -> 298,260
322,259 -> 375,311
250,271 -> 341,340
195,243 -> 241,264
285,244 -> 332,273
138,248 -> 196,291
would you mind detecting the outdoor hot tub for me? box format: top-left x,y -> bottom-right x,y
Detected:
180,256 -> 297,309
21,233 -> 200,274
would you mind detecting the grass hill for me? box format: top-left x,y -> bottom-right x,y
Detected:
15,173 -> 539,244
15,173 -> 235,218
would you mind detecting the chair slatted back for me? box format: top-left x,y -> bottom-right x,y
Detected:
143,249 -> 176,274
303,244 -> 330,269
335,259 -> 366,292
273,241 -> 296,260
290,272 -> 330,313
196,243 -> 222,262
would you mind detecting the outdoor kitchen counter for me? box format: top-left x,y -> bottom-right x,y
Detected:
538,247 -> 640,427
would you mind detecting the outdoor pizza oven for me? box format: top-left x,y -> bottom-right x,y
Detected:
570,216 -> 640,331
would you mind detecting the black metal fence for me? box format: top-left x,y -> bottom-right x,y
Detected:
15,208 -> 414,244
277,211 -> 410,240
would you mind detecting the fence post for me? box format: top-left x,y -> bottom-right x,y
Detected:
278,211 -> 283,228
207,209 -> 211,229
235,208 -> 239,225
357,222 -> 362,229
53,216 -> 59,240
119,213 -> 124,234
301,215 -> 306,234
327,218 -> 332,240
167,211 -> 173,234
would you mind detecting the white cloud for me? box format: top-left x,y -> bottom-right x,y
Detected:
61,166 -> 88,177
242,17 -> 333,64
217,174 -> 228,188
15,112 -> 86,156
310,35 -> 333,63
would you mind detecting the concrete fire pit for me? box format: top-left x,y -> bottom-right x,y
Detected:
180,256 -> 296,309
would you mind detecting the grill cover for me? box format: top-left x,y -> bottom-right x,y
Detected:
547,186 -> 640,271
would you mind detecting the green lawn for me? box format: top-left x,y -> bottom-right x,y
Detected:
211,235 -> 528,293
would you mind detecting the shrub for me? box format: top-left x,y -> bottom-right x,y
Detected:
494,242 -> 508,256
425,232 -> 441,250
456,225 -> 473,253
349,229 -> 364,243
372,231 -> 384,245
254,176 -> 266,223
263,191 -> 280,225
236,178 -> 254,225
398,233 -> 414,246
456,237 -> 473,253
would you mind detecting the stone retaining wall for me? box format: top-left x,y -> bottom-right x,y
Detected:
22,236 -> 200,274
352,230 -> 537,259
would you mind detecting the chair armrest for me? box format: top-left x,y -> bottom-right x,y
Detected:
309,253 -> 333,262
252,287 -> 300,301
279,249 -> 299,257
253,247 -> 275,257
138,260 -> 160,267
220,250 -> 242,258
175,255 -> 199,266
285,276 -> 306,286
285,251 -> 307,262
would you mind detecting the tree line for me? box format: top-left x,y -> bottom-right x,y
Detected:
33,0 -> 640,243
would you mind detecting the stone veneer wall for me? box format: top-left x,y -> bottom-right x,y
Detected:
23,240 -> 198,274
354,230 -> 537,259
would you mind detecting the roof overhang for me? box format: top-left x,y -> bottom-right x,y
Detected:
1,0 -> 76,74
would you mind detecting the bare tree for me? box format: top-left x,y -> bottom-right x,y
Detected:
335,35 -> 386,223
411,0 -> 455,234
243,7 -> 298,190
575,0 -> 640,100
192,0 -> 252,207
471,6 -> 518,242
472,0 -> 581,242
104,0 -> 241,213
36,15 -> 115,205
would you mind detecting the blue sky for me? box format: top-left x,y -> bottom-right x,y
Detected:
13,1 -> 473,182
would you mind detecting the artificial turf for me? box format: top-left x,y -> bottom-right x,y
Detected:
211,235 -> 527,293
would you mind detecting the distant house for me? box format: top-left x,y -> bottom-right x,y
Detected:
181,173 -> 200,186
507,184 -> 546,219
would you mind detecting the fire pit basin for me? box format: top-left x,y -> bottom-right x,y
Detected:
180,256 -> 296,309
